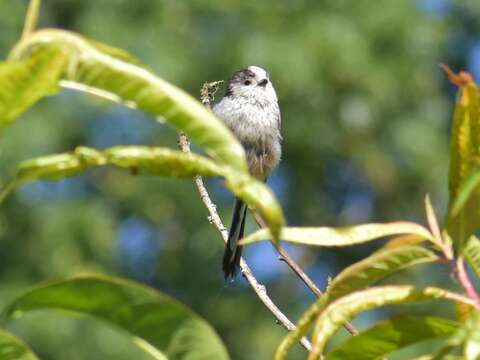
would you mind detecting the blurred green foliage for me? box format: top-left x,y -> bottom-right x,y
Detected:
1,1 -> 480,359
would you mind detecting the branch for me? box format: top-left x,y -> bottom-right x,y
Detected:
252,213 -> 358,336
177,82 -> 312,352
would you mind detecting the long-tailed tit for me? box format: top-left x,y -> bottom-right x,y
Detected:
213,66 -> 282,279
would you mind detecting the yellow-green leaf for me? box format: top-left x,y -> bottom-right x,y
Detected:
325,316 -> 459,360
463,236 -> 480,278
10,29 -> 247,172
0,146 -> 224,202
463,312 -> 480,360
0,46 -> 67,127
0,328 -> 39,360
0,146 -> 284,237
226,175 -> 283,240
446,70 -> 480,246
443,311 -> 480,360
4,275 -> 230,360
6,29 -> 285,236
457,302 -> 476,322
240,222 -> 433,246
451,168 -> 480,217
327,246 -> 438,301
104,146 -> 226,177
307,286 -> 474,360
381,234 -> 427,250
275,286 -> 473,360
15,147 -> 106,183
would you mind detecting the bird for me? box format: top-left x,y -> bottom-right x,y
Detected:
213,65 -> 282,280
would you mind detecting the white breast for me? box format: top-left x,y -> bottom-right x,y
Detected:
213,95 -> 281,178
213,96 -> 280,146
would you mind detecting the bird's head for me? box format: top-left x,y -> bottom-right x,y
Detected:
226,65 -> 277,102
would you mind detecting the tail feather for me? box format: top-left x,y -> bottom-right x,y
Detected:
223,198 -> 247,279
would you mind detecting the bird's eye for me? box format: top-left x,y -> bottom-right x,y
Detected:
244,80 -> 251,86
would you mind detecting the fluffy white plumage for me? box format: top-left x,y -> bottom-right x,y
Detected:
213,65 -> 283,279
213,65 -> 281,179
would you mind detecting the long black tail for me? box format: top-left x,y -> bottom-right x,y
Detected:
223,198 -> 247,280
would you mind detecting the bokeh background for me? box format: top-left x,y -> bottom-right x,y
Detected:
0,0 -> 479,359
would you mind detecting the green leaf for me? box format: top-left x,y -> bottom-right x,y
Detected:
104,146 -> 226,177
240,222 -> 432,246
0,45 -> 67,127
10,29 -> 247,173
441,311 -> 480,360
0,328 -> 38,360
381,234 -> 427,249
3,275 -> 230,360
307,286 -> 474,360
451,169 -> 480,217
226,175 -> 284,240
14,147 -> 106,183
327,246 -> 439,301
325,316 -> 459,360
274,286 -> 470,360
457,300 -> 477,323
416,310 -> 480,360
462,312 -> 480,360
275,296 -> 329,360
0,146 -> 225,201
7,29 -> 285,237
463,236 -> 480,278
0,146 -> 284,238
446,73 -> 480,246
409,356 -> 463,360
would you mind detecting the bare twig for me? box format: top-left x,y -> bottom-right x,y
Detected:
177,81 -> 312,351
200,80 -> 224,107
239,260 -> 313,351
178,134 -> 311,351
253,213 -> 323,296
252,213 -> 358,336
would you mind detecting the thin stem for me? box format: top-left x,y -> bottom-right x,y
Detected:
456,257 -> 480,308
275,294 -> 329,360
272,244 -> 358,337
21,0 -> 41,41
252,213 -> 358,336
252,213 -> 322,295
426,195 -> 477,306
178,83 -> 312,351
239,258 -> 312,351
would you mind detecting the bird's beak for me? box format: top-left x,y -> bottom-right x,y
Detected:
258,78 -> 268,87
